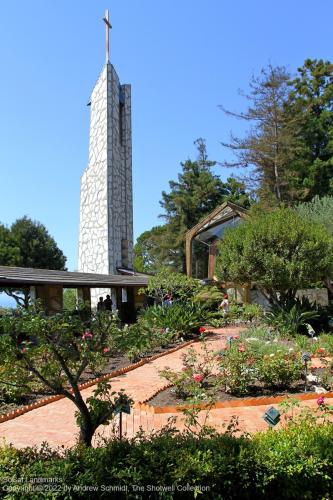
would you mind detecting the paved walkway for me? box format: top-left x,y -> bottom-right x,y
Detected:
0,326 -> 331,449
0,327 -> 241,448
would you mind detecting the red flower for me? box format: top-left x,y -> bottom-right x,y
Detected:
192,373 -> 204,383
103,347 -> 110,353
317,396 -> 325,406
82,331 -> 93,340
238,343 -> 246,353
199,327 -> 206,334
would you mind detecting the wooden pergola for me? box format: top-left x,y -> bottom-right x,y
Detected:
0,266 -> 149,320
185,201 -> 249,279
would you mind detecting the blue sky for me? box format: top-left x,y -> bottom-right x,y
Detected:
0,0 -> 332,306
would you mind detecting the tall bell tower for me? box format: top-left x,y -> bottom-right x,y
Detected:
78,10 -> 133,303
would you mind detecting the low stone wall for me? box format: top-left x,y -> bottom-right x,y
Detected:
296,288 -> 329,306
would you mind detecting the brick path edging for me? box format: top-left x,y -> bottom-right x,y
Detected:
137,390 -> 333,414
0,335 -> 209,425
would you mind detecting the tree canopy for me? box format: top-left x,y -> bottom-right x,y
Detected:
215,208 -> 333,305
0,216 -> 67,307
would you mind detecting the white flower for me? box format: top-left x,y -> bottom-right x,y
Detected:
269,353 -> 275,357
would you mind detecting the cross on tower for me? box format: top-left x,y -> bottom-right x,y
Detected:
103,9 -> 112,63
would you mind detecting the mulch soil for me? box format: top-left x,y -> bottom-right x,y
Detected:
148,379 -> 318,408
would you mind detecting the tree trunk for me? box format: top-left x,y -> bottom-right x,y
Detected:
79,417 -> 96,447
72,388 -> 96,447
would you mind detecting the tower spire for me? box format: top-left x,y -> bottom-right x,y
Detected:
103,9 -> 112,63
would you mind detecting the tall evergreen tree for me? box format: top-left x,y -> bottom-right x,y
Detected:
134,139 -> 251,273
220,65 -> 293,204
285,59 -> 333,200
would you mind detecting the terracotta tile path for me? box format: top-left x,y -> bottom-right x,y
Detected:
0,326 -> 331,449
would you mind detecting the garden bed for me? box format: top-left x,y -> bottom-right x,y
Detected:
148,380 -> 317,408
0,336 -> 199,417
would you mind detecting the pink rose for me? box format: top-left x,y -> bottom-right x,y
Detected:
103,347 -> 110,353
192,373 -> 204,383
82,331 -> 93,340
317,396 -> 325,406
21,347 -> 27,353
238,343 -> 245,352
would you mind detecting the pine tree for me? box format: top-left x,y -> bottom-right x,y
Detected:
285,59 -> 333,200
220,65 -> 293,204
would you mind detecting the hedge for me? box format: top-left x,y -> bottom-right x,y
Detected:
0,420 -> 332,499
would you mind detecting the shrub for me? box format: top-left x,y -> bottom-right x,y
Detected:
142,268 -> 201,304
265,298 -> 320,336
0,418 -> 333,499
192,286 -> 224,309
220,345 -> 258,395
160,343 -> 221,400
138,302 -> 210,338
256,352 -> 303,389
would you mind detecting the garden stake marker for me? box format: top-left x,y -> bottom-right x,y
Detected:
302,352 -> 311,392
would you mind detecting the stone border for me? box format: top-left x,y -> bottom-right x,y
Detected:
137,390 -> 333,414
0,336 -> 206,424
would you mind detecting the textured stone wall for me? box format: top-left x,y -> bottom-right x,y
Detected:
78,63 -> 133,306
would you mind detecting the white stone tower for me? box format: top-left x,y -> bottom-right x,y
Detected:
78,11 -> 133,302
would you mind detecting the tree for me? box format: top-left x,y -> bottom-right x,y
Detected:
220,60 -> 333,204
285,59 -> 333,200
220,65 -> 293,204
0,224 -> 19,267
142,268 -> 201,304
0,308 -> 131,447
133,226 -> 171,273
295,196 -> 333,293
0,217 -> 67,307
215,208 -> 333,306
63,289 -> 78,311
139,139 -> 252,273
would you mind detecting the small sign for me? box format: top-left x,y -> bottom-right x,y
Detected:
114,402 -> 131,415
263,406 -> 280,427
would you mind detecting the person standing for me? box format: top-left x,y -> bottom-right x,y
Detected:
97,297 -> 105,312
104,294 -> 113,311
219,294 -> 229,315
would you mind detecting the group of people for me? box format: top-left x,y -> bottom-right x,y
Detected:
97,294 -> 113,312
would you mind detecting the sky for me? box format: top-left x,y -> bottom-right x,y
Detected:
0,0 -> 332,305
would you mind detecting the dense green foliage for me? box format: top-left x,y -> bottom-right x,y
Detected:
0,216 -> 66,307
63,289 -> 77,311
138,303 -> 209,338
0,418 -> 332,499
296,195 -> 333,238
143,268 -> 201,304
216,208 -> 333,305
285,59 -> 333,200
